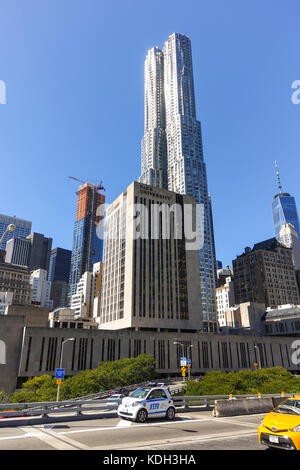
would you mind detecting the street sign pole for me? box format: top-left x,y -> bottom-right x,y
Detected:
56,368 -> 65,401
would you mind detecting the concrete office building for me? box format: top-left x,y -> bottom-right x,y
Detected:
222,302 -> 266,335
233,238 -> 300,309
5,237 -> 31,266
99,181 -> 202,332
0,214 -> 32,251
48,307 -> 97,330
0,250 -> 31,305
30,269 -> 53,309
1,312 -> 300,395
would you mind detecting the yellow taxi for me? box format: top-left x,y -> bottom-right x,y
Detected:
258,395 -> 300,450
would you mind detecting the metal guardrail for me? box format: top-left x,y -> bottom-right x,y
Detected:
0,393 -> 292,419
172,393 -> 294,409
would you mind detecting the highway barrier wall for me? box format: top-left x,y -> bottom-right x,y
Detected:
213,397 -> 284,417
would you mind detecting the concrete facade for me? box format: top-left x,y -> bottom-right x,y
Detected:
100,181 -> 202,332
1,313 -> 300,395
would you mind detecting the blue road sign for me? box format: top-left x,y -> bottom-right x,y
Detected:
55,368 -> 65,379
180,357 -> 187,366
186,359 -> 191,366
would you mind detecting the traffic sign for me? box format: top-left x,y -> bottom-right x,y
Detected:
186,359 -> 191,368
180,357 -> 187,366
55,368 -> 65,379
56,379 -> 62,385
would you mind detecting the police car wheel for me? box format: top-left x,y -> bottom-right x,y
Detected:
166,407 -> 175,420
136,408 -> 148,423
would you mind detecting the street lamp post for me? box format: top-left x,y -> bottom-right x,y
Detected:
173,341 -> 185,381
187,345 -> 193,380
56,338 -> 75,402
0,224 -> 16,247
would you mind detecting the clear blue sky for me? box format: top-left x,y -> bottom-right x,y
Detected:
0,0 -> 299,266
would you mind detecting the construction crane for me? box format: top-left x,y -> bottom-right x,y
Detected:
68,176 -> 105,191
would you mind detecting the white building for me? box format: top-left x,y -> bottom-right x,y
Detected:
70,271 -> 93,318
30,269 -> 53,309
216,276 -> 235,327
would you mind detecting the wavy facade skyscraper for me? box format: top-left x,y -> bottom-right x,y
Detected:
140,33 -> 217,332
139,47 -> 167,189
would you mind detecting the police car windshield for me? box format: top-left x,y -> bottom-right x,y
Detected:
130,388 -> 151,399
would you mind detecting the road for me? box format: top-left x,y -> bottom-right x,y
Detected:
0,410 -> 266,451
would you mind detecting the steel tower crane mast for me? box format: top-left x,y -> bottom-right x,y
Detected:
68,176 -> 105,192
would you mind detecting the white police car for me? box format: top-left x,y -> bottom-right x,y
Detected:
117,386 -> 175,423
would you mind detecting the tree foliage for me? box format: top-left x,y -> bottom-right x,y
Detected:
9,355 -> 156,403
185,367 -> 300,396
0,389 -> 9,404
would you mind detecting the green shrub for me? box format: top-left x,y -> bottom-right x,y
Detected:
185,367 -> 300,396
10,354 -> 156,403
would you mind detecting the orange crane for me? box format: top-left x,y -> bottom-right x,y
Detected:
68,176 -> 105,191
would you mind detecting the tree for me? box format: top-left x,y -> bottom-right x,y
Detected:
0,389 -> 9,404
185,368 -> 300,396
10,354 -> 156,403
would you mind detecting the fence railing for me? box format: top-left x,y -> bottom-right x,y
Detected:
0,393 -> 292,420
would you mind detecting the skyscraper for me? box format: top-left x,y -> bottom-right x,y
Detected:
69,182 -> 105,300
99,182 -> 202,331
139,33 -> 217,331
0,215 -> 32,251
139,47 -> 167,189
48,247 -> 72,283
272,161 -> 300,243
48,247 -> 72,310
26,232 -> 53,273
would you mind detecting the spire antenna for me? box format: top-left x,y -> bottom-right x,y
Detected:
275,160 -> 283,194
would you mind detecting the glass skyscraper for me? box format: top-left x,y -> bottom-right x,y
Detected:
48,247 -> 72,283
139,33 -> 217,331
272,162 -> 300,245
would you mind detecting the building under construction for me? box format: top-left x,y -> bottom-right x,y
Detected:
68,180 -> 105,302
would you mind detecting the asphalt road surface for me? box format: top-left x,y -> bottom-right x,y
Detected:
0,410 -> 266,451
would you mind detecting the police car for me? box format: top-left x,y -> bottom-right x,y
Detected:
117,386 -> 176,423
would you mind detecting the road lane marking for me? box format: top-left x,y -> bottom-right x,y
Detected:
0,413 -> 264,443
55,417 -> 213,435
18,426 -> 88,450
90,429 -> 259,450
116,420 -> 134,428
